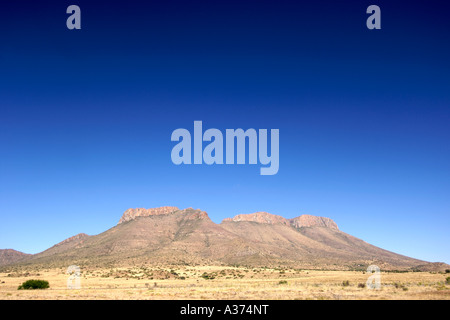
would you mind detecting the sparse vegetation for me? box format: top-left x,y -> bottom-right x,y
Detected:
17,279 -> 49,290
201,272 -> 216,280
393,282 -> 409,291
446,277 -> 450,284
0,267 -> 448,300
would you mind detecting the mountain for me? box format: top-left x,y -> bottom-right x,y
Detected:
1,207 -> 447,271
0,249 -> 31,266
222,211 -> 339,229
118,206 -> 179,224
220,212 -> 423,269
289,214 -> 338,230
24,208 -> 248,267
35,233 -> 91,259
223,211 -> 290,225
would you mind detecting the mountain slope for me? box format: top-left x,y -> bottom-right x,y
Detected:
26,208 -> 250,266
0,249 -> 31,266
220,213 -> 424,268
2,206 -> 443,270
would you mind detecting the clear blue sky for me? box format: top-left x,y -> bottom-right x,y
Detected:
1,0 -> 449,264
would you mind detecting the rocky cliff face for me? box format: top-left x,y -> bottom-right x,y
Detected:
289,215 -> 338,230
118,206 -> 179,224
183,208 -> 210,220
223,212 -> 338,230
119,207 -> 337,230
222,212 -> 290,225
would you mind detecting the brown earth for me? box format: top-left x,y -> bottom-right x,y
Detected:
1,266 -> 449,300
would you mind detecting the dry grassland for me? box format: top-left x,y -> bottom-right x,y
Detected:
0,266 -> 449,300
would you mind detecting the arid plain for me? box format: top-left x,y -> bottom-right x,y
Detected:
1,207 -> 449,300
1,266 -> 449,300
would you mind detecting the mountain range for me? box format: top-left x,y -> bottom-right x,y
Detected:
0,207 -> 447,271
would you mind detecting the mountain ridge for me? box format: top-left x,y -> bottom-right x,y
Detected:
1,206 -> 448,272
0,249 -> 31,266
222,212 -> 339,230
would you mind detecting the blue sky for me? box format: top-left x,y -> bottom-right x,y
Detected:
1,0 -> 449,264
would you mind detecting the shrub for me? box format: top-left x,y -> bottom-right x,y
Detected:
278,280 -> 288,285
342,280 -> 350,287
394,282 -> 408,290
201,272 -> 216,280
18,279 -> 49,290
358,283 -> 366,288
445,269 -> 450,274
446,277 -> 450,284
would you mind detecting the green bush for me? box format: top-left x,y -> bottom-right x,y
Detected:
278,280 -> 288,285
342,280 -> 350,287
446,277 -> 450,284
18,279 -> 49,290
201,272 -> 216,280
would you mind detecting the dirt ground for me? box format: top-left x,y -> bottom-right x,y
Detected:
0,266 -> 449,300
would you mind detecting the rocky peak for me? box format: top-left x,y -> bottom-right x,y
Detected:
182,208 -> 210,220
54,233 -> 90,247
0,249 -> 31,266
118,206 -> 180,224
222,212 -> 290,225
222,212 -> 338,230
0,249 -> 29,257
289,215 -> 338,230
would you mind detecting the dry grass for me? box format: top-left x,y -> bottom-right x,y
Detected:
0,266 -> 449,300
